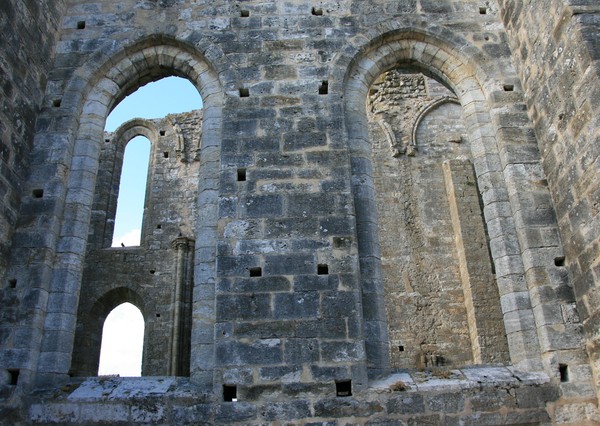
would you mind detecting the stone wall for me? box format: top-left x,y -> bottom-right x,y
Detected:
28,368 -> 560,425
496,0 -> 600,404
0,0 -> 597,424
0,0 -> 66,280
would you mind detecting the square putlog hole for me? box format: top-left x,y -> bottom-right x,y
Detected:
317,264 -> 329,275
237,168 -> 247,182
336,380 -> 352,397
249,267 -> 262,277
8,369 -> 19,386
318,80 -> 329,95
239,88 -> 250,98
559,364 -> 569,382
223,385 -> 237,401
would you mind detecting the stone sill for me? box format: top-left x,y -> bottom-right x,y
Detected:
369,365 -> 550,393
34,365 -> 550,403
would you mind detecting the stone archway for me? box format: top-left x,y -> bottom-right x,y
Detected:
72,287 -> 146,377
341,26 -> 543,376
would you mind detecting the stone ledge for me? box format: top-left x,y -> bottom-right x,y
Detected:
370,365 -> 549,393
27,367 -> 557,424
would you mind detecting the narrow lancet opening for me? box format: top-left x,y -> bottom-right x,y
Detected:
111,136 -> 151,247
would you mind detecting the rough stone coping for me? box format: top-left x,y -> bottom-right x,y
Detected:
369,366 -> 550,393
27,367 -> 555,424
36,366 -> 549,403
34,377 -> 211,403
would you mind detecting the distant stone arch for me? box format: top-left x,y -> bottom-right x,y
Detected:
411,97 -> 462,152
111,118 -> 161,150
91,119 -> 159,250
98,302 -> 145,376
341,23 -> 541,377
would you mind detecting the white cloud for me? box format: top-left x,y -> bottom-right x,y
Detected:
112,228 -> 141,247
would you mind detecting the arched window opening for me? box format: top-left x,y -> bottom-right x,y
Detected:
106,76 -> 203,247
98,302 -> 145,376
111,136 -> 150,247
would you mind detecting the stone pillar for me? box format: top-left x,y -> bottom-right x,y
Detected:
444,159 -> 510,364
170,237 -> 195,376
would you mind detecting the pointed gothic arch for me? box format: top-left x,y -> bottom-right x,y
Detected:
72,287 -> 146,377
31,37 -> 225,386
340,23 -> 550,377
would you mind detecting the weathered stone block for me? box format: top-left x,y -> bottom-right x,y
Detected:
314,397 -> 384,418
260,399 -> 311,421
216,294 -> 272,321
241,194 -> 283,217
387,394 -> 425,415
215,402 -> 257,423
264,253 -> 315,276
273,292 -> 320,319
320,341 -> 364,363
515,383 -> 560,408
425,392 -> 465,413
216,339 -> 282,366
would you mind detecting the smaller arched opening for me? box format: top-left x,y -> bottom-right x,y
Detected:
111,136 -> 151,247
70,287 -> 146,377
88,120 -> 159,251
98,302 -> 145,376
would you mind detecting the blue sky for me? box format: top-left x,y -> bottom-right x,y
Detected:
99,76 -> 202,376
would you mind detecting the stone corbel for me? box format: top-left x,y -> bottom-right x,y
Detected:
376,116 -> 407,157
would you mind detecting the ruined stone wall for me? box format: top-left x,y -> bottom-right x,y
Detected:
0,0 -> 597,424
367,70 -> 509,369
496,0 -> 600,405
0,1 -> 67,420
72,111 -> 201,377
0,0 -> 66,280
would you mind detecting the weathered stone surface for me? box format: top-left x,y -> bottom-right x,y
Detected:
0,0 -> 598,424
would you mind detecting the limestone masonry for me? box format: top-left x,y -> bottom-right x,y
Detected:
0,0 -> 599,424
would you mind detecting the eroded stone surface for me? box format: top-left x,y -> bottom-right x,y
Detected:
0,0 -> 598,424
